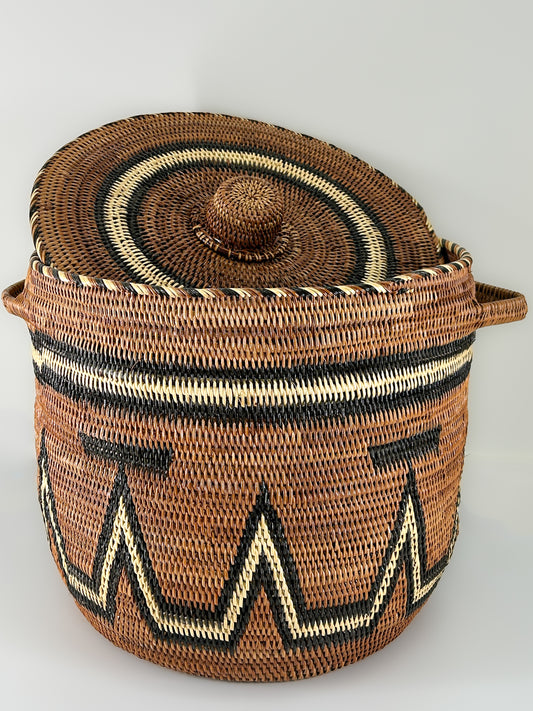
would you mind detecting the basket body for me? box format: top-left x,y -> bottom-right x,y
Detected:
11,243 -> 506,682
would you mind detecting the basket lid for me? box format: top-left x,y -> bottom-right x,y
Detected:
31,112 -> 442,290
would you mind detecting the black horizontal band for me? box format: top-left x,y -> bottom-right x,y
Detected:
32,330 -> 473,425
31,329 -> 475,382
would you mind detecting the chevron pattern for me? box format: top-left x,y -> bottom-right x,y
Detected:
38,426 -> 458,651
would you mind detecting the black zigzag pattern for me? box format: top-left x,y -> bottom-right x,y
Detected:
38,426 -> 457,651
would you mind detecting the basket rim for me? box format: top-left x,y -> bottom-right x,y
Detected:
27,238 -> 473,299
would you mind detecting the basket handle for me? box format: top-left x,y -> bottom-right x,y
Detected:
2,279 -> 32,323
2,277 -> 527,330
473,281 -> 528,329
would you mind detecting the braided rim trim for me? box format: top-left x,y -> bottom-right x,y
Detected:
27,239 -> 472,299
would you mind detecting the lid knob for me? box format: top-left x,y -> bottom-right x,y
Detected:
203,176 -> 284,256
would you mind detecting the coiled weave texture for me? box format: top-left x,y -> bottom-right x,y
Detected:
22,242 -> 476,681
5,112 -> 525,681
30,112 -> 442,291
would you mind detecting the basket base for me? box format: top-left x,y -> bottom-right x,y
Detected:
73,576 -> 425,682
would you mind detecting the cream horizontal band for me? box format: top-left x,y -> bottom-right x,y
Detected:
32,343 -> 473,410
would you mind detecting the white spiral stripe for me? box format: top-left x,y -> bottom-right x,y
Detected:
101,148 -> 389,285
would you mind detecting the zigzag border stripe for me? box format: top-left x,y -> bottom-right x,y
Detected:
38,426 -> 458,651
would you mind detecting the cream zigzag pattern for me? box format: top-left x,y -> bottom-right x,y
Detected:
38,427 -> 457,650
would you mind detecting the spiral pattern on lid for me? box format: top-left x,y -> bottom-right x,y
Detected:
31,112 -> 441,289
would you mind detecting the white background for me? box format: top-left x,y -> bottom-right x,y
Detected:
1,1 -> 531,709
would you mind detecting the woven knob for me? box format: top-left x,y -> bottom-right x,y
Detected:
205,176 -> 283,253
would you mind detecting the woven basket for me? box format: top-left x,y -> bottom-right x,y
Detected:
3,113 -> 527,682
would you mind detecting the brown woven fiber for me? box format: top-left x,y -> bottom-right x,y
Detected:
29,112 -> 444,289
3,112 -> 528,682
